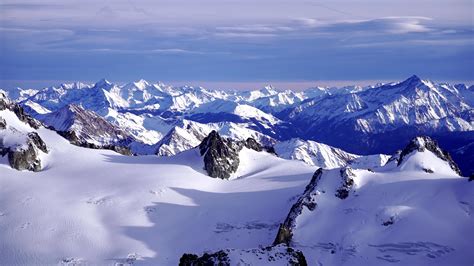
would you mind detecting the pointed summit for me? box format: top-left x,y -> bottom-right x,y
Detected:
397,136 -> 462,175
199,130 -> 241,179
94,78 -> 111,88
402,74 -> 423,85
133,79 -> 150,89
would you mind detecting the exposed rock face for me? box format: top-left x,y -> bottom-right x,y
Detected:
179,245 -> 307,266
43,104 -> 133,155
4,132 -> 49,172
386,150 -> 401,165
244,137 -> 263,152
179,250 -> 230,266
274,168 -> 324,245
198,131 -> 275,179
8,142 -> 42,171
27,132 -> 48,153
335,167 -> 356,199
0,92 -> 42,129
199,130 -> 240,179
0,117 -> 6,129
398,136 -> 462,175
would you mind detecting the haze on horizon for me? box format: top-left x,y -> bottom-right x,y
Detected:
1,0 -> 473,89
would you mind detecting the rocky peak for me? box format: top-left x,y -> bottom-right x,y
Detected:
41,104 -> 133,154
243,137 -> 263,152
199,130 -> 240,179
335,167 -> 356,199
398,136 -> 462,175
1,129 -> 49,172
0,117 -> 6,129
0,93 -> 42,129
274,168 -> 324,245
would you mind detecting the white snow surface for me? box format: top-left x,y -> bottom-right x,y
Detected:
1,95 -> 473,266
0,110 -> 317,265
290,151 -> 473,265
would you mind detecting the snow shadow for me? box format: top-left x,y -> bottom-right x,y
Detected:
122,185 -> 305,265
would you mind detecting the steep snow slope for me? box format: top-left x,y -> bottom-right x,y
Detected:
285,75 -> 474,158
274,138 -> 391,171
274,138 -> 359,168
276,138 -> 473,265
153,119 -> 276,156
0,111 -> 317,265
38,104 -> 133,148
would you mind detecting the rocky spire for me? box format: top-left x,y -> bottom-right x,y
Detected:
398,136 -> 462,175
199,131 -> 241,179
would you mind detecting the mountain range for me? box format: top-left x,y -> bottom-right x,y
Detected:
1,94 -> 472,265
2,75 -> 472,175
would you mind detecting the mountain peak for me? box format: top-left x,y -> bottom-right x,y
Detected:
260,85 -> 278,95
199,130 -> 241,179
397,136 -> 462,175
133,79 -> 150,89
94,78 -> 111,88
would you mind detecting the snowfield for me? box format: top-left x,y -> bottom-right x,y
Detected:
0,111 -> 316,265
1,90 -> 473,265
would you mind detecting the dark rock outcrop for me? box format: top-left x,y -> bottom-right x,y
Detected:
179,245 -> 307,266
0,92 -> 42,129
335,167 -> 355,199
44,104 -> 133,155
398,136 -> 462,175
27,132 -> 48,153
244,137 -> 263,152
8,142 -> 42,171
198,131 -> 277,179
179,250 -> 230,266
0,116 -> 6,129
274,168 -> 324,245
0,118 -> 49,171
5,131 -> 49,172
199,130 -> 240,179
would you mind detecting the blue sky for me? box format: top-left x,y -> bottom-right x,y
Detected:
0,0 -> 473,89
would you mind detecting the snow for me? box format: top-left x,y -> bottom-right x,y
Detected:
289,152 -> 473,265
0,109 -> 317,265
2,102 -> 473,265
1,76 -> 473,265
274,138 -> 358,169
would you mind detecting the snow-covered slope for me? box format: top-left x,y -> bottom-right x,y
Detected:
39,104 -> 133,149
274,136 -> 473,265
274,138 -> 391,170
274,138 -> 359,169
7,75 -> 474,174
153,119 -> 275,156
1,100 -> 472,265
0,117 -> 317,265
285,75 -> 474,158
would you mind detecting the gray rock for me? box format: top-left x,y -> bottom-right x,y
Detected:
244,137 -> 263,152
0,93 -> 41,128
335,167 -> 356,199
179,245 -> 307,266
179,250 -> 230,266
199,130 -> 240,179
398,136 -> 462,175
0,116 -> 6,129
27,132 -> 48,153
274,168 -> 324,245
8,142 -> 42,172
1,128 -> 49,172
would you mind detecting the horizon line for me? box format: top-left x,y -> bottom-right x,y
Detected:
1,78 -> 473,91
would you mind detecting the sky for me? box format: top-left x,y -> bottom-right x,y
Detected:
0,0 -> 473,90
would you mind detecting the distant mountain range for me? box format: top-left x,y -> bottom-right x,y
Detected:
1,75 -> 473,174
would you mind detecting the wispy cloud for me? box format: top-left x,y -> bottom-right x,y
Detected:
0,0 -> 472,82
